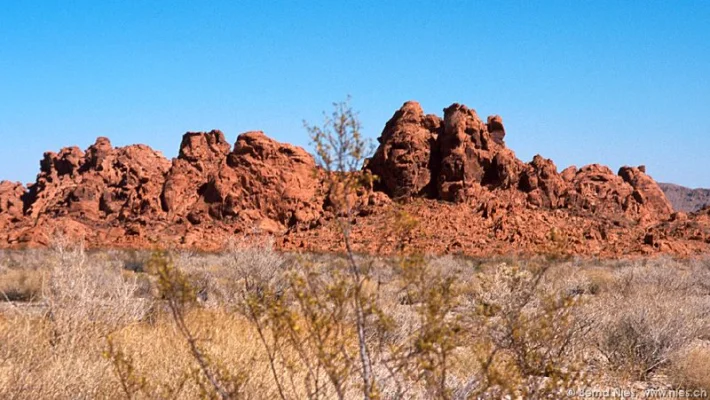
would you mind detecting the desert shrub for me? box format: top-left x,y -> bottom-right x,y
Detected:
595,260 -> 710,380
468,261 -> 592,398
105,309 -> 264,399
118,249 -> 151,273
216,237 -> 287,307
0,250 -> 51,303
3,249 -> 710,399
394,255 -> 462,399
244,257 -> 366,399
44,239 -> 151,347
0,239 -> 153,399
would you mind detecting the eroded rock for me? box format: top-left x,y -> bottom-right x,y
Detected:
0,100 -> 705,257
366,101 -> 441,198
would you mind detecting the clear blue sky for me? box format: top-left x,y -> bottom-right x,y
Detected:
1,1 -> 708,187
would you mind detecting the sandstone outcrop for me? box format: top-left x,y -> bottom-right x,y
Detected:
212,131 -> 321,230
0,181 -> 25,220
519,155 -> 566,208
437,104 -> 516,201
366,101 -> 440,198
0,101 -> 707,257
618,166 -> 673,220
367,102 -> 672,225
24,137 -> 171,223
162,130 -> 322,234
0,181 -> 26,244
10,137 -> 172,245
161,130 -> 232,220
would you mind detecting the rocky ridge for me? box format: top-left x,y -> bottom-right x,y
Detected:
659,183 -> 710,213
1,101 -> 707,257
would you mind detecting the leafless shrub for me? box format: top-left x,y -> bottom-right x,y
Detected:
468,261 -> 593,398
594,259 -> 710,380
44,238 -> 151,346
221,237 -> 287,305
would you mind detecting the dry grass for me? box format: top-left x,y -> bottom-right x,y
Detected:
1,244 -> 709,399
587,259 -> 710,381
0,268 -> 44,302
669,343 -> 710,391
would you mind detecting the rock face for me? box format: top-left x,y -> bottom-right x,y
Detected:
162,130 -> 321,233
438,104 -> 522,202
0,181 -> 26,244
161,130 -> 232,220
367,102 -> 525,202
0,181 -> 25,220
367,101 -> 441,198
618,166 -> 674,220
367,102 -> 672,223
10,138 -> 172,244
24,137 -> 171,223
1,101 -> 707,257
564,165 -> 628,214
210,131 -> 321,231
519,155 -> 566,208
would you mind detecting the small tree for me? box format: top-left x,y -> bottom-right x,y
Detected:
305,97 -> 377,399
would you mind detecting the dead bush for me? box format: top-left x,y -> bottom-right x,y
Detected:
44,238 -> 152,348
469,261 -> 593,398
594,260 -> 710,380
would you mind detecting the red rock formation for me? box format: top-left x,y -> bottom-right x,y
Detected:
0,101 -> 707,257
161,130 -> 232,219
487,115 -> 506,146
366,101 -> 441,198
15,138 -> 171,245
0,181 -> 27,245
563,165 -> 635,218
212,131 -> 321,231
0,181 -> 25,219
519,155 -> 567,208
436,104 -> 525,202
368,102 -> 669,225
162,130 -> 322,236
618,166 -> 673,220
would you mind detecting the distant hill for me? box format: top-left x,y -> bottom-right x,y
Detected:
659,183 -> 710,212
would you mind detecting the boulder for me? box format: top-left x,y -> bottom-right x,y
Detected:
565,164 -> 634,217
438,104 -> 495,201
215,131 -> 321,228
519,155 -> 567,208
162,130 -> 322,232
366,101 -> 441,198
486,115 -> 506,145
0,181 -> 26,219
618,166 -> 673,220
0,181 -> 27,244
161,130 -> 231,216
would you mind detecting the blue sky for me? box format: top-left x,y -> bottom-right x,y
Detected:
1,1 -> 708,187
